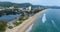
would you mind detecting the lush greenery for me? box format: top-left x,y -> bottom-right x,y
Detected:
15,16 -> 28,26
0,21 -> 7,32
0,2 -> 32,8
8,26 -> 13,29
0,9 -> 19,17
19,16 -> 28,21
0,2 -> 45,8
0,2 -> 60,9
14,22 -> 22,26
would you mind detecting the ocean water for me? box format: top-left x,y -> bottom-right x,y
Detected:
25,24 -> 33,32
30,9 -> 60,32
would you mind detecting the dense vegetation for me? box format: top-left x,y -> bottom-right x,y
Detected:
0,21 -> 7,32
0,2 -> 46,8
0,9 -> 20,17
0,2 -> 32,8
0,2 -> 60,9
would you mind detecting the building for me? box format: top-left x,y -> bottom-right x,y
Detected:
26,6 -> 32,12
9,6 -> 14,9
28,6 -> 31,11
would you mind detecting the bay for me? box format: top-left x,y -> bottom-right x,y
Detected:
30,9 -> 60,32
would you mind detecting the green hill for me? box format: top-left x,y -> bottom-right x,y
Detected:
0,2 -> 32,8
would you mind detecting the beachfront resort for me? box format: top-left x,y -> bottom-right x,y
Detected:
1,0 -> 60,32
0,3 -> 46,32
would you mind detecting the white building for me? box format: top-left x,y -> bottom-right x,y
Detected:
9,6 -> 14,9
28,6 -> 31,11
26,6 -> 32,12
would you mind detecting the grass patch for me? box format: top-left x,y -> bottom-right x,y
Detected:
19,16 -> 28,21
8,26 -> 13,29
15,22 -> 22,26
0,21 -> 7,32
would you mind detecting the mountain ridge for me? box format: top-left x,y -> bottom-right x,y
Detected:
0,2 -> 60,9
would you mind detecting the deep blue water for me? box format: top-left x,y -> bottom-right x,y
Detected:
30,9 -> 60,32
0,14 -> 20,21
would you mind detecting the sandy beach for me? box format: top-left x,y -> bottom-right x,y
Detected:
6,10 -> 46,32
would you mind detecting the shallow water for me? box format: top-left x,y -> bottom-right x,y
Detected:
0,14 -> 20,21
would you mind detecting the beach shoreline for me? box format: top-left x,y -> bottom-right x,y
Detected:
6,10 -> 46,32
25,24 -> 33,32
17,10 -> 46,32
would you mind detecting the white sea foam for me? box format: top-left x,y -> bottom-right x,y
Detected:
42,14 -> 46,23
25,24 -> 33,32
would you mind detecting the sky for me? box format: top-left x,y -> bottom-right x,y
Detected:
0,0 -> 60,6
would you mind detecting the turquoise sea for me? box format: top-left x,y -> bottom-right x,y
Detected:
29,9 -> 60,32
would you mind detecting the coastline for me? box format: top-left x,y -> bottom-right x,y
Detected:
17,10 -> 46,32
6,9 -> 46,32
25,24 -> 33,32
